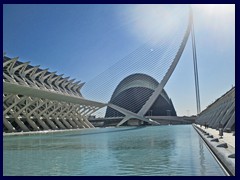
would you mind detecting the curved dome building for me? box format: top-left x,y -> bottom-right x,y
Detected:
105,73 -> 177,117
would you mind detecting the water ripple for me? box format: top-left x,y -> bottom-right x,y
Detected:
4,125 -> 226,176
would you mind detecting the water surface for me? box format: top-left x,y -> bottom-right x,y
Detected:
3,125 -> 225,176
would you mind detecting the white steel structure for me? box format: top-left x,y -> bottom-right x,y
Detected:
3,56 -> 106,133
110,7 -> 194,126
196,87 -> 235,132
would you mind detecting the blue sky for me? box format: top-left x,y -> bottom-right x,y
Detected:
3,4 -> 235,116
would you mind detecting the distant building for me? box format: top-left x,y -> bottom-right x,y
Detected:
105,73 -> 177,117
3,55 -> 105,133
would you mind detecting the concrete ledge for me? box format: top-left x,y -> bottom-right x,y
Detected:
3,127 -> 97,137
193,124 -> 235,176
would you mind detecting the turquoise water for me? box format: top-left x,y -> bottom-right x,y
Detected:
3,125 -> 225,176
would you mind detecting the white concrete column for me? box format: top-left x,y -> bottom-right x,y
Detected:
3,117 -> 16,132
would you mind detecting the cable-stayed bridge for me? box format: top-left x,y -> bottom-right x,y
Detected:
84,6 -> 201,126
3,5 -> 234,133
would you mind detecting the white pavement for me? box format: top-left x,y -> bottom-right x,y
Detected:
195,124 -> 235,148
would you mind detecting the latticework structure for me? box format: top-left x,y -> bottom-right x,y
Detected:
196,87 -> 235,132
3,55 -> 105,133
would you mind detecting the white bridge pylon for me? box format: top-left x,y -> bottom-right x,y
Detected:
107,103 -> 160,126
108,7 -> 194,127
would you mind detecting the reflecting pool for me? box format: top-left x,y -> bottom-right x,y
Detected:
3,125 -> 226,176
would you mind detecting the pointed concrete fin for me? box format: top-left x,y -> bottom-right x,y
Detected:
65,76 -> 70,80
9,57 -> 18,68
42,70 -> 55,79
59,76 -> 70,84
50,71 -> 57,77
51,73 -> 63,82
13,62 -> 28,71
69,78 -> 75,83
12,57 -> 19,61
20,62 -> 30,73
30,65 -> 40,76
35,68 -> 49,77
79,82 -> 85,89
66,79 -> 75,87
76,82 -> 85,92
74,81 -> 81,86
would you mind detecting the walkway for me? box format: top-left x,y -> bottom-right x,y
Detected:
193,123 -> 235,176
195,124 -> 235,148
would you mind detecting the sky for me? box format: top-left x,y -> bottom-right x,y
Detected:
3,4 -> 235,116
